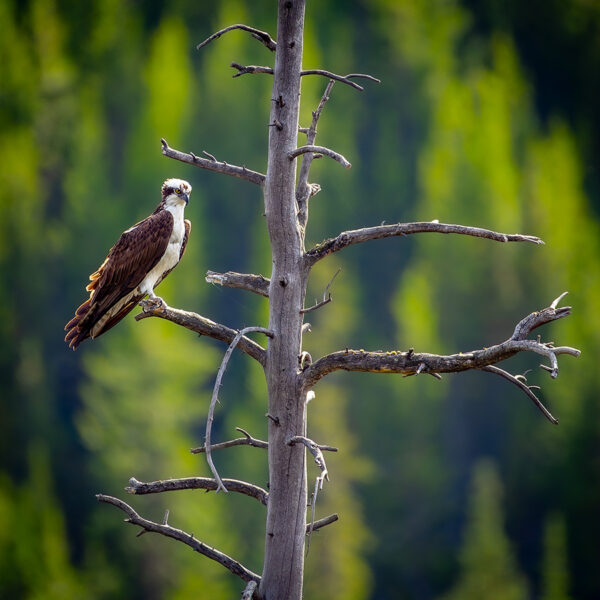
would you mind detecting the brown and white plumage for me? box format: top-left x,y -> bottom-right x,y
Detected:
65,178 -> 192,350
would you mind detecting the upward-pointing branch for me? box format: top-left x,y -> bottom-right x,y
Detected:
297,79 -> 336,229
305,221 -> 543,265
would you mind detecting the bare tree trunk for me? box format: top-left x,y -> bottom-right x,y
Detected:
260,2 -> 308,599
95,3 -> 580,598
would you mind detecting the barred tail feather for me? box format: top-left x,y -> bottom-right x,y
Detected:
64,299 -> 93,350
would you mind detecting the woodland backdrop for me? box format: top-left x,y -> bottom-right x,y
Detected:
1,0 -> 599,598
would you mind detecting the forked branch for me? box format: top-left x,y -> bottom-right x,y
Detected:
97,494 -> 261,584
206,270 -> 270,297
161,138 -> 265,186
230,62 -> 379,91
301,295 -> 580,423
305,221 -> 543,265
126,476 -> 269,506
135,303 -> 267,366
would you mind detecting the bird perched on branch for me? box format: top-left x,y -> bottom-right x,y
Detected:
65,178 -> 192,350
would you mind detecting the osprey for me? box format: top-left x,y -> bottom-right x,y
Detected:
65,178 -> 192,350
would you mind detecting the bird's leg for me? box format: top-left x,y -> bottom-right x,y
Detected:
139,293 -> 168,313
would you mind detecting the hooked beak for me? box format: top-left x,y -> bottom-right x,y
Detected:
183,192 -> 189,205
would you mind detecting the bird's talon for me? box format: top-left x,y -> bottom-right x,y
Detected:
140,297 -> 167,313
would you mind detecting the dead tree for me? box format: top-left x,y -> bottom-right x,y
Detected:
97,2 -> 580,599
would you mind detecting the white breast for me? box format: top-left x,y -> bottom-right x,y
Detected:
138,204 -> 186,296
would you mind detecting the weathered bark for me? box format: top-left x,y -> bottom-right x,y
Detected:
260,1 -> 308,599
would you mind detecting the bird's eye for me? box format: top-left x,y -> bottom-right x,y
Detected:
175,188 -> 182,195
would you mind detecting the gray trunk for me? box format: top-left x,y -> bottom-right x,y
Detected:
260,1 -> 308,599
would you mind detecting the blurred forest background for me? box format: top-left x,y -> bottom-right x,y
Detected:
1,0 -> 599,598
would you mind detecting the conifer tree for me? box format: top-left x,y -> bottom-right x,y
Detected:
541,513 -> 572,600
440,460 -> 528,600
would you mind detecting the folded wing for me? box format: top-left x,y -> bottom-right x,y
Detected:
64,210 -> 174,349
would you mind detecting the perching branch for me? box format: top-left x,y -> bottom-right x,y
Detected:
297,79 -> 335,228
96,494 -> 261,584
289,145 -> 351,169
206,270 -> 270,297
161,138 -> 265,187
305,221 -> 543,265
135,302 -> 267,367
301,295 -> 580,421
230,62 -> 379,91
206,327 -> 273,493
126,476 -> 269,506
197,24 -> 277,52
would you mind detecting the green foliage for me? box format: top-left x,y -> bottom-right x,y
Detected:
0,0 -> 598,598
440,460 -> 528,600
541,513 -> 572,600
0,446 -> 85,599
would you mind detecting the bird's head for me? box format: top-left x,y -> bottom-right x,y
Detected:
161,178 -> 192,207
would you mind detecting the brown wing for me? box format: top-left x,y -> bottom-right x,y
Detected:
64,210 -> 173,349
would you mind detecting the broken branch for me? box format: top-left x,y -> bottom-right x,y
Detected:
161,138 -> 265,186
126,476 -> 268,506
206,270 -> 270,297
307,513 -> 339,534
305,221 -> 544,265
96,494 -> 261,584
135,304 -> 267,366
231,62 -> 274,77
